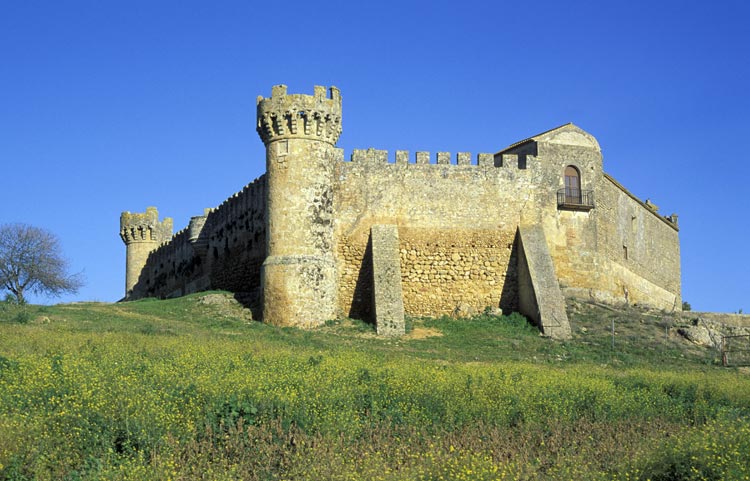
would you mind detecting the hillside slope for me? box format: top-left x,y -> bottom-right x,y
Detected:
1,293 -> 748,480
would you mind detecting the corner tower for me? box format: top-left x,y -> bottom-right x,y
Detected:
257,85 -> 342,327
119,207 -> 173,299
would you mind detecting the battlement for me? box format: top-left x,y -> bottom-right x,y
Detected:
256,85 -> 342,146
201,176 -> 266,233
135,177 -> 265,257
345,148 -> 529,168
147,227 -> 192,266
120,207 -> 173,245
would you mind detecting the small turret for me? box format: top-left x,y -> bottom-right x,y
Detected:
119,207 -> 173,298
188,209 -> 210,256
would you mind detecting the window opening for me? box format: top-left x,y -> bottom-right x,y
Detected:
564,166 -> 581,204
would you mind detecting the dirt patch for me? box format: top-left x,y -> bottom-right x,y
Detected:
405,327 -> 443,340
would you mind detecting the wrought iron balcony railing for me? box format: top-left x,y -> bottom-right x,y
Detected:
557,188 -> 594,210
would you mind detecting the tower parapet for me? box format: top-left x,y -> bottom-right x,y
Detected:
257,85 -> 341,327
119,207 -> 173,298
257,85 -> 342,146
120,207 -> 173,244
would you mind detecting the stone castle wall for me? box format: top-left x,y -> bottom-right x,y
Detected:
397,228 -> 518,317
124,137 -> 680,319
334,149 -> 531,320
593,175 -> 681,309
121,86 -> 682,333
129,176 -> 266,300
205,176 -> 267,295
333,131 -> 681,319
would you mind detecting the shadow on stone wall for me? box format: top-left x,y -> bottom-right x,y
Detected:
499,234 -> 520,314
233,290 -> 262,320
347,233 -> 520,323
348,236 -> 374,323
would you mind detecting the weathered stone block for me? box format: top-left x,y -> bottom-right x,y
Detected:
351,149 -> 366,163
370,225 -> 405,336
518,225 -> 572,340
477,153 -> 493,166
352,148 -> 387,164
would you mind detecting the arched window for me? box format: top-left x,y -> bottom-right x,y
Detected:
564,166 -> 581,204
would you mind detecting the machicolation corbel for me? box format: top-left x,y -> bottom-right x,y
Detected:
256,84 -> 342,146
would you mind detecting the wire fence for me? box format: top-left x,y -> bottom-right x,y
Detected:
582,309 -> 682,357
721,335 -> 750,367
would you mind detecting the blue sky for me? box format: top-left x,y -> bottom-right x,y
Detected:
1,0 -> 748,312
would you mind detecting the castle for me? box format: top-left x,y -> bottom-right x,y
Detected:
119,85 -> 681,339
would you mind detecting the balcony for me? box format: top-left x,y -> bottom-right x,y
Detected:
557,188 -> 594,211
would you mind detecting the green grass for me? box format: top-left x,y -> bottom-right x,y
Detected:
0,293 -> 748,480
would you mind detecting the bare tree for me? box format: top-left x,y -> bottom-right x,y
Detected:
0,223 -> 83,304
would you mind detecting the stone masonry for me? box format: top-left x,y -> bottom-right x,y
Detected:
370,225 -> 405,336
119,85 -> 682,340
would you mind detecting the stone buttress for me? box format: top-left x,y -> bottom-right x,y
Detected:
256,85 -> 342,327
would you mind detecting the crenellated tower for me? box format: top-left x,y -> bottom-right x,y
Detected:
119,207 -> 173,299
256,85 -> 342,327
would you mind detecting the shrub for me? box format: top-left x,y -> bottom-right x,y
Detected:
637,419 -> 750,481
2,293 -> 18,305
0,303 -> 32,324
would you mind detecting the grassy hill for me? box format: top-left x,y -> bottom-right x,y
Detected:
1,293 -> 749,480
